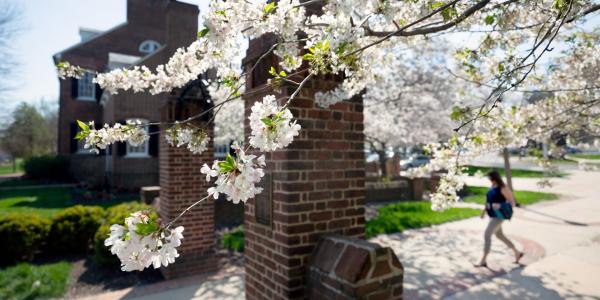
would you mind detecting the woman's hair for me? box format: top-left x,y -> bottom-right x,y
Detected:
487,170 -> 505,187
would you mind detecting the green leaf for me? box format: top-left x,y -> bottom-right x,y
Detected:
268,66 -> 277,76
226,153 -> 235,165
74,131 -> 86,140
484,15 -> 495,25
261,118 -> 274,126
218,154 -> 237,173
302,53 -> 314,61
197,27 -> 210,38
279,70 -> 286,77
135,221 -> 159,236
441,7 -> 457,21
263,2 -> 276,15
431,1 -> 444,9
215,10 -> 227,17
218,161 -> 233,173
450,106 -> 464,121
76,120 -> 89,131
498,62 -> 505,73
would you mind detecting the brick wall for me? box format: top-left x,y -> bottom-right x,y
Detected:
158,97 -> 217,279
243,44 -> 366,297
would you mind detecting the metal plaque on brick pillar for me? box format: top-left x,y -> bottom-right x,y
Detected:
255,171 -> 272,226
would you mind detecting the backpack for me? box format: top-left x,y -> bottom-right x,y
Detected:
494,202 -> 513,220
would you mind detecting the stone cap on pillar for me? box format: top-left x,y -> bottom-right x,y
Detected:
308,236 -> 404,300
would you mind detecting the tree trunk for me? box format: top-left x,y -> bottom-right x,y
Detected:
502,148 -> 513,191
377,150 -> 388,178
12,158 -> 16,173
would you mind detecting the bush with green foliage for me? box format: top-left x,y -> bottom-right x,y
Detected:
93,202 -> 154,267
47,205 -> 105,254
221,226 -> 244,252
0,214 -> 51,264
0,261 -> 71,300
23,155 -> 70,181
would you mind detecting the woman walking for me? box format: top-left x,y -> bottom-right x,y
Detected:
476,171 -> 524,267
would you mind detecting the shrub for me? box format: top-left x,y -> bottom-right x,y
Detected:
47,205 -> 105,254
23,155 -> 70,181
93,202 -> 154,267
0,214 -> 51,265
221,226 -> 244,252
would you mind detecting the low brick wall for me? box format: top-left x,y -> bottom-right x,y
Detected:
365,176 -> 426,202
308,236 -> 403,300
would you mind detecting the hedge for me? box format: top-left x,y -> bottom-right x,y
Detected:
47,205 -> 105,254
0,202 -> 151,266
23,155 -> 70,181
0,214 -> 51,265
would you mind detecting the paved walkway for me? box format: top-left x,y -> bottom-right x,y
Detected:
374,169 -> 600,299
84,169 -> 600,300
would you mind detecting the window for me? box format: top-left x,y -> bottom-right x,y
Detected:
75,127 -> 92,154
126,119 -> 149,157
77,71 -> 96,101
139,40 -> 160,54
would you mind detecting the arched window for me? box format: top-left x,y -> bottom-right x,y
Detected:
138,40 -> 160,54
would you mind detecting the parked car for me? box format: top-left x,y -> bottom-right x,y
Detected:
400,155 -> 430,169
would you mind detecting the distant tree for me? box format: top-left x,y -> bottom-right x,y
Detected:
0,103 -> 56,171
0,1 -> 21,94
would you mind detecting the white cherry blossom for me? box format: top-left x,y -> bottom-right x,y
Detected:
249,95 -> 301,152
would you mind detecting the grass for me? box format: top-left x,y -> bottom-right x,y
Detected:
0,261 -> 71,300
0,187 -> 133,218
0,159 -> 23,175
221,226 -> 244,252
462,186 -> 559,205
464,165 -> 566,178
365,202 -> 481,238
570,153 -> 600,160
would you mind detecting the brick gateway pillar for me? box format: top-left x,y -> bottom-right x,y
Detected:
158,96 -> 217,278
242,36 -> 367,298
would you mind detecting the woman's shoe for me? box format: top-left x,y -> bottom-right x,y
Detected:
514,252 -> 524,264
473,262 -> 488,268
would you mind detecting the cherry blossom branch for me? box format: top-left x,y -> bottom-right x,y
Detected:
165,194 -> 212,229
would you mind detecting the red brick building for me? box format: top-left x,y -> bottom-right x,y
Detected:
53,0 -> 199,189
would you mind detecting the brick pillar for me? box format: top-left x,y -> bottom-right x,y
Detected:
158,97 -> 217,279
243,37 -> 366,300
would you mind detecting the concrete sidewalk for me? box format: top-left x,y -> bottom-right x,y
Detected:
84,170 -> 600,300
372,170 -> 600,299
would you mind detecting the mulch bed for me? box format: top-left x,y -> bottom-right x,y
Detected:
64,230 -> 244,299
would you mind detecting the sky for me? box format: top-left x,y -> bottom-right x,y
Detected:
3,1 -> 598,113
3,0 -> 210,112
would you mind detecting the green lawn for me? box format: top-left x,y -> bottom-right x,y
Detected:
365,201 -> 480,238
570,153 -> 600,160
462,186 -> 559,205
0,187 -> 133,218
0,159 -> 23,175
0,261 -> 71,300
464,165 -> 566,178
